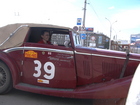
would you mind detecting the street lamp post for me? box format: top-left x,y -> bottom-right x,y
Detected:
105,18 -> 117,49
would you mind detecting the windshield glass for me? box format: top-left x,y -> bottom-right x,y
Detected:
73,31 -> 82,47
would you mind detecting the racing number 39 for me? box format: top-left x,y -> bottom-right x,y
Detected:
33,60 -> 55,80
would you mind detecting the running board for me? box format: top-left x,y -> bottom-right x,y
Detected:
14,76 -> 132,99
15,83 -> 73,91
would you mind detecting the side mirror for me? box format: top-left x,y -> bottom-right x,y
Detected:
64,41 -> 69,47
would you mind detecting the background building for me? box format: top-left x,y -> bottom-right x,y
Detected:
81,32 -> 109,49
130,34 -> 140,43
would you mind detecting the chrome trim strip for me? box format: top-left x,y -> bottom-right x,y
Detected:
4,47 -> 140,61
129,58 -> 140,62
3,47 -> 23,52
75,51 -> 125,59
75,51 -> 91,55
92,53 -> 126,60
75,51 -> 140,61
3,47 -> 74,55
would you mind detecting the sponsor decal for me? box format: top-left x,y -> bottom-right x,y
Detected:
48,52 -> 52,55
25,50 -> 38,58
42,51 -> 45,55
37,79 -> 49,84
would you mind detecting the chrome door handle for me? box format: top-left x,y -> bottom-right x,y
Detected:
67,56 -> 73,59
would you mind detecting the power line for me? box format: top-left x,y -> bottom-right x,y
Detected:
88,0 -> 107,33
88,0 -> 101,22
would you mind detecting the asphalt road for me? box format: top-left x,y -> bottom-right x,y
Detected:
0,89 -> 92,105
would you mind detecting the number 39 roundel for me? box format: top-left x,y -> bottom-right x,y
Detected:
33,60 -> 55,80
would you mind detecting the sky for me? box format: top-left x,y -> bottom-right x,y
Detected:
0,0 -> 140,41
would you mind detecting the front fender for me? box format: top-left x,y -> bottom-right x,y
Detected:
0,52 -> 20,86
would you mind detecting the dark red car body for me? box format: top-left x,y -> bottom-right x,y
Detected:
0,23 -> 139,99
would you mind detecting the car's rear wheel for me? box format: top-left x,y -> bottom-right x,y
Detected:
0,62 -> 13,94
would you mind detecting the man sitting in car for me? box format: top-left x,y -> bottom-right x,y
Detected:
38,30 -> 51,44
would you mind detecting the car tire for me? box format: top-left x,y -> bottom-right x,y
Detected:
0,62 -> 13,94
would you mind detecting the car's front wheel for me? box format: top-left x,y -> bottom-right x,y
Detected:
0,61 -> 13,94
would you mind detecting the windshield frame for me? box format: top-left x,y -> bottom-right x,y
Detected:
72,31 -> 82,47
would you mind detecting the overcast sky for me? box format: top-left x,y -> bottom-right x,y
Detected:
0,0 -> 140,41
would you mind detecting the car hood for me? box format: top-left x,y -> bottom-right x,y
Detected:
75,46 -> 140,61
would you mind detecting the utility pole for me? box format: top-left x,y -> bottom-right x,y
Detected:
83,0 -> 87,28
81,0 -> 87,46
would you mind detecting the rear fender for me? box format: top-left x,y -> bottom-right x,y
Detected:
0,52 -> 20,86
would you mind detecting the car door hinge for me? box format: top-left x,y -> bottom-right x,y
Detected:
20,72 -> 23,76
21,60 -> 24,65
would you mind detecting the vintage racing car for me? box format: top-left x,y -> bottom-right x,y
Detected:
0,23 -> 139,100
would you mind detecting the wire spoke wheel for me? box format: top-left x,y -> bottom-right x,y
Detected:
0,62 -> 12,94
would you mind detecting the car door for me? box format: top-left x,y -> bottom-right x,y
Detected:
21,42 -> 77,89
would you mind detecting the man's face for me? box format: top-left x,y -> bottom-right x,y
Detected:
41,32 -> 50,41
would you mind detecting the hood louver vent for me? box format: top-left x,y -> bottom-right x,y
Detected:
102,62 -> 123,78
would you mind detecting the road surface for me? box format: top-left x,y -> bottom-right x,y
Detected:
0,89 -> 92,105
